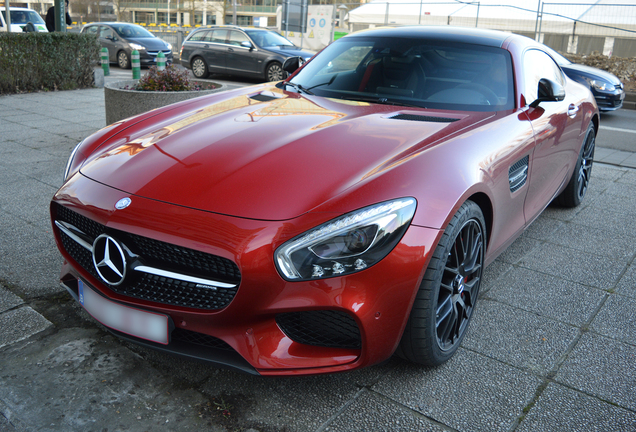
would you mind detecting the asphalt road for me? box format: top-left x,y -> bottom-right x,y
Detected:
598,109 -> 636,152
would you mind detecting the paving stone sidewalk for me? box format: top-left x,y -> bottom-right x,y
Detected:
0,88 -> 635,431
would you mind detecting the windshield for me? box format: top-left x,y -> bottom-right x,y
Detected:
112,24 -> 155,38
246,30 -> 294,48
3,10 -> 45,24
289,36 -> 515,112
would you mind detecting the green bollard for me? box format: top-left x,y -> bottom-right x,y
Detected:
131,50 -> 140,79
156,51 -> 166,71
100,47 -> 110,76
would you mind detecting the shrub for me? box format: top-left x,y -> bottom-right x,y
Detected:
135,65 -> 206,91
0,32 -> 100,94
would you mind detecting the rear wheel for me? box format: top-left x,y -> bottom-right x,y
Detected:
191,57 -> 209,79
555,123 -> 595,207
398,201 -> 485,366
117,51 -> 130,69
265,62 -> 283,82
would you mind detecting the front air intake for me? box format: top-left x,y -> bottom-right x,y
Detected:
276,310 -> 361,349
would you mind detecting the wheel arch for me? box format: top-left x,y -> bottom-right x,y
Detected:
466,192 -> 493,248
590,113 -> 599,137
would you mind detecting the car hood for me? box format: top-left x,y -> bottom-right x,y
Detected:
79,85 -> 490,220
561,63 -> 622,85
263,45 -> 313,59
127,37 -> 170,50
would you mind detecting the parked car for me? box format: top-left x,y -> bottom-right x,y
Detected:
51,26 -> 598,376
0,7 -> 48,32
81,22 -> 173,69
180,25 -> 313,81
546,47 -> 625,111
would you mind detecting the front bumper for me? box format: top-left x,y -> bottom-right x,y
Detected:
138,50 -> 174,66
594,88 -> 625,111
51,175 -> 440,375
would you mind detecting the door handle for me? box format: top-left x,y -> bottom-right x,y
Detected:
567,104 -> 579,118
228,47 -> 234,52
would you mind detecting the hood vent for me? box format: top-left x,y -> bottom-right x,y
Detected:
390,114 -> 459,123
250,93 -> 281,102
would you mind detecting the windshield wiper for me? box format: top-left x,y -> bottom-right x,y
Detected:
306,74 -> 338,92
339,94 -> 424,109
278,81 -> 314,95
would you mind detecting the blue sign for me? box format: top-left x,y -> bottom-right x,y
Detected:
310,18 -> 316,27
319,18 -> 326,28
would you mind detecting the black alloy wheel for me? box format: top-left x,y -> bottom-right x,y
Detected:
435,217 -> 483,352
555,123 -> 595,207
266,62 -> 283,82
191,57 -> 209,79
397,200 -> 485,366
118,51 -> 130,69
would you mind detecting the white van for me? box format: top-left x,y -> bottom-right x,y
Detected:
0,7 -> 48,32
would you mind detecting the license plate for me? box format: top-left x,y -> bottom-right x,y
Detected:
78,280 -> 169,345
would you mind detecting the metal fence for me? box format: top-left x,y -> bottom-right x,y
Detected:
339,1 -> 636,57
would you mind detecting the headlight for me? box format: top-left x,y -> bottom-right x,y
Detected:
63,141 -> 83,182
275,198 -> 417,281
590,79 -> 615,92
129,43 -> 145,51
166,43 -> 173,51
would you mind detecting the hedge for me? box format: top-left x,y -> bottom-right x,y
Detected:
0,32 -> 100,94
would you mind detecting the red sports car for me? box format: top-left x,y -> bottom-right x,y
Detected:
51,26 -> 598,376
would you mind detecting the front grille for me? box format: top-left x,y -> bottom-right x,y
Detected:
276,310 -> 361,350
171,328 -> 234,350
54,203 -> 241,310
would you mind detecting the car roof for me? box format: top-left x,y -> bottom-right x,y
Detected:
346,25 -> 514,48
193,25 -> 271,32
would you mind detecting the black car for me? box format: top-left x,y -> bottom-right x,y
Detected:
180,26 -> 314,81
547,48 -> 625,111
82,22 -> 173,69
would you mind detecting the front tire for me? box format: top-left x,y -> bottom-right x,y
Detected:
191,57 -> 209,79
117,51 -> 130,69
555,123 -> 595,208
265,62 -> 283,82
398,201 -> 486,366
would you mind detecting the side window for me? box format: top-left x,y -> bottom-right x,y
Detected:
208,29 -> 228,44
189,30 -> 209,42
99,26 -> 114,39
524,49 -> 565,104
228,30 -> 249,46
85,26 -> 98,35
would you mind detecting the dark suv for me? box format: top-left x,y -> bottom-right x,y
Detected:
180,26 -> 313,81
82,22 -> 173,69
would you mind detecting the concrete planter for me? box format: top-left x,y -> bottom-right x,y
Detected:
104,80 -> 224,125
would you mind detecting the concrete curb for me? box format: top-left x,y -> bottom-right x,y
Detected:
104,79 -> 225,124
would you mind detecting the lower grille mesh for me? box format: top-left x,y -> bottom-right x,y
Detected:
276,310 -> 361,350
171,329 -> 234,351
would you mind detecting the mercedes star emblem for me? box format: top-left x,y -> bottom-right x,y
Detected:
115,197 -> 132,210
92,234 -> 127,286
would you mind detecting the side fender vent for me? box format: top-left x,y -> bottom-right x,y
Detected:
389,114 -> 459,123
509,155 -> 529,193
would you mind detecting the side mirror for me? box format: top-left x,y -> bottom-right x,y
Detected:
283,56 -> 302,74
22,22 -> 37,32
529,78 -> 565,108
240,41 -> 253,50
